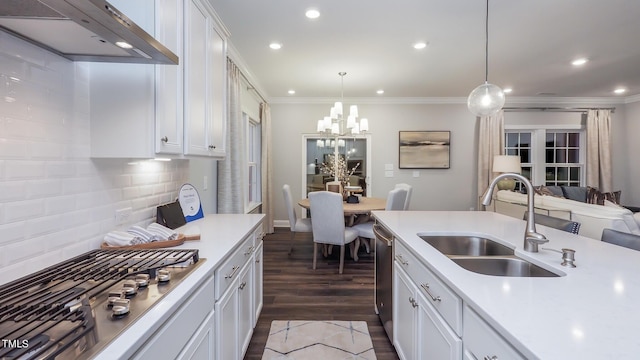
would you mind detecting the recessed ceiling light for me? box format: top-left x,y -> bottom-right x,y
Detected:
288,90 -> 296,95
305,9 -> 320,19
413,42 -> 427,50
503,88 -> 513,94
571,58 -> 588,66
614,88 -> 626,94
269,43 -> 282,50
376,89 -> 385,95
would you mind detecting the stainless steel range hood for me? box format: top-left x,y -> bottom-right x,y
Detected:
0,0 -> 178,65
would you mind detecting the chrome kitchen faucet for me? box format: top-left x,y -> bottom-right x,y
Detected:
481,173 -> 549,252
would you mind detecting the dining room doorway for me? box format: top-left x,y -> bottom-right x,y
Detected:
301,134 -> 372,203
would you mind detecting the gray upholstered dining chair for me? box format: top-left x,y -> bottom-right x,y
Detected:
352,187 -> 408,253
394,183 -> 413,210
523,211 -> 581,234
601,228 -> 640,251
308,191 -> 359,274
282,184 -> 312,255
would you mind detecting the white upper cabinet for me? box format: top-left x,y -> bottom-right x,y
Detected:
184,0 -> 227,157
155,0 -> 185,155
90,0 -> 228,159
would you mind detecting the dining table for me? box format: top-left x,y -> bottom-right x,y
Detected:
297,196 -> 386,215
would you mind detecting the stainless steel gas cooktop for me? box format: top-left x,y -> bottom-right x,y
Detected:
0,248 -> 203,360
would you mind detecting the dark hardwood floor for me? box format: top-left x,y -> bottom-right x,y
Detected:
244,228 -> 399,360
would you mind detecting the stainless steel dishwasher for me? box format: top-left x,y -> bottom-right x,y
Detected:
374,222 -> 394,342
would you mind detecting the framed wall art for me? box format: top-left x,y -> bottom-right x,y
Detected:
399,131 -> 450,169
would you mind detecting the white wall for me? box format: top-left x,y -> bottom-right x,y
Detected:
0,32 -> 191,285
270,102 -> 481,223
621,101 -> 640,204
270,101 -> 638,224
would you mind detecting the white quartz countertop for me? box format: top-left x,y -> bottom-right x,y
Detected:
372,210 -> 640,360
94,214 -> 264,360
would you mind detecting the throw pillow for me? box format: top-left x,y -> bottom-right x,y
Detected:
635,212 -> 640,228
562,186 -> 588,202
588,187 -> 622,205
533,186 -> 565,198
586,186 -> 600,204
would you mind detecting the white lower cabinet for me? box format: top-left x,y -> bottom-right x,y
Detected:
393,263 -> 418,360
253,241 -> 264,326
238,261 -> 254,356
214,223 -> 263,360
463,306 -> 525,360
132,274 -> 215,359
393,239 -> 526,360
177,309 -> 215,360
393,264 -> 461,360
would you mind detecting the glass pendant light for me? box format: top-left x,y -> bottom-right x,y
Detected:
467,0 -> 505,117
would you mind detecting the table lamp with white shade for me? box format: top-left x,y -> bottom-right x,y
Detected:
493,155 -> 522,190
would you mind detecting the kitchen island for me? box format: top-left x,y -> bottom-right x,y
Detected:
373,210 -> 640,359
94,214 -> 264,360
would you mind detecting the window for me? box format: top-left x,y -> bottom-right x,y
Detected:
246,115 -> 261,212
544,131 -> 582,187
504,128 -> 585,190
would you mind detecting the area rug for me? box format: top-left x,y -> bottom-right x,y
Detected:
262,320 -> 377,360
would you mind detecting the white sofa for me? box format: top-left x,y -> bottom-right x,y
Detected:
486,190 -> 640,240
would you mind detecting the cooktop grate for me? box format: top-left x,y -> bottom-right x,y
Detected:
0,249 -> 199,360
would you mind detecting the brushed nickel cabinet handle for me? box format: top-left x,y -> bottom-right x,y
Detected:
420,283 -> 442,302
395,254 -> 409,266
225,265 -> 240,279
161,136 -> 168,143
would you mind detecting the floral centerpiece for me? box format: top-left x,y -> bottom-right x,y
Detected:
321,154 -> 360,197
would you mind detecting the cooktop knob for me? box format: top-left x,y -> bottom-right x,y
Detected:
111,298 -> 130,317
108,290 -> 125,305
135,274 -> 150,287
157,269 -> 171,282
122,279 -> 138,296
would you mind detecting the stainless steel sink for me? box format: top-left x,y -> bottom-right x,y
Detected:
451,257 -> 560,277
418,234 -> 561,277
419,235 -> 514,256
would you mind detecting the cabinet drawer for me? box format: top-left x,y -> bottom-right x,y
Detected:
133,274 -> 215,359
463,306 -> 525,360
395,240 -> 462,336
215,235 -> 254,299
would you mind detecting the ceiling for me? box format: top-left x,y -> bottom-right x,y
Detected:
208,0 -> 640,102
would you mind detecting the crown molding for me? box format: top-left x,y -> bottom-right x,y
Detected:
269,96 -> 629,106
624,94 -> 640,104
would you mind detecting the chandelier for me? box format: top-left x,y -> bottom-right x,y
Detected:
467,0 -> 505,117
317,72 -> 369,136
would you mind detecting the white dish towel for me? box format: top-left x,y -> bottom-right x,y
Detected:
146,223 -> 179,241
103,231 -> 145,246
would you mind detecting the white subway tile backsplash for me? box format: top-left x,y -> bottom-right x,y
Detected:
30,141 -> 64,159
45,195 -> 77,215
27,179 -> 63,199
25,214 -> 63,237
0,32 -> 190,284
4,160 -> 46,180
0,139 -> 29,158
0,221 -> 25,245
3,199 -> 45,222
0,181 -> 26,202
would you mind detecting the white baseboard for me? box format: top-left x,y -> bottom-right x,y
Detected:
274,220 -> 290,228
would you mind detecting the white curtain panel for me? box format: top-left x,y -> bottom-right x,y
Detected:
261,102 -> 274,233
586,109 -> 613,192
217,60 -> 246,213
476,110 -> 505,208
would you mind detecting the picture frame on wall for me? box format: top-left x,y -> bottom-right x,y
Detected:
399,131 -> 450,169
